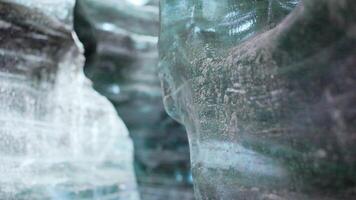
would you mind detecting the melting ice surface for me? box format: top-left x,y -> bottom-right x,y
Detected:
160,0 -> 356,199
0,0 -> 139,199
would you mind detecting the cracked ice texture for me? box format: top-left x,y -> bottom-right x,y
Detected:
0,1 -> 139,199
159,0 -> 356,199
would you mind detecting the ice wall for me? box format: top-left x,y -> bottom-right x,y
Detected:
159,0 -> 356,199
0,0 -> 139,199
74,0 -> 193,199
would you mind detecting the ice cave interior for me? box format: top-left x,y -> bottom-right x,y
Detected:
0,0 -> 355,200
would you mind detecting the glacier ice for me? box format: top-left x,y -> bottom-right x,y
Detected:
74,0 -> 193,199
159,0 -> 356,199
0,0 -> 139,199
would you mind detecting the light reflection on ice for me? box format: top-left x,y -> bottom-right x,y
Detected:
197,141 -> 288,179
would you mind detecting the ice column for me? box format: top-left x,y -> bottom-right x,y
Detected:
159,0 -> 356,199
0,0 -> 140,199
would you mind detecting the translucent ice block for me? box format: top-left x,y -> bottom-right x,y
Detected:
159,0 -> 356,199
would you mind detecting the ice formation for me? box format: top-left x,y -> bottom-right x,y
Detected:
0,0 -> 139,199
159,0 -> 356,199
74,0 -> 193,199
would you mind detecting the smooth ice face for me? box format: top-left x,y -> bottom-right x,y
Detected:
0,1 -> 139,199
159,0 -> 356,199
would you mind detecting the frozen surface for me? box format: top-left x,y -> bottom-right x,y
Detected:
0,1 -> 139,199
2,0 -> 75,24
159,0 -> 356,199
74,0 -> 193,199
